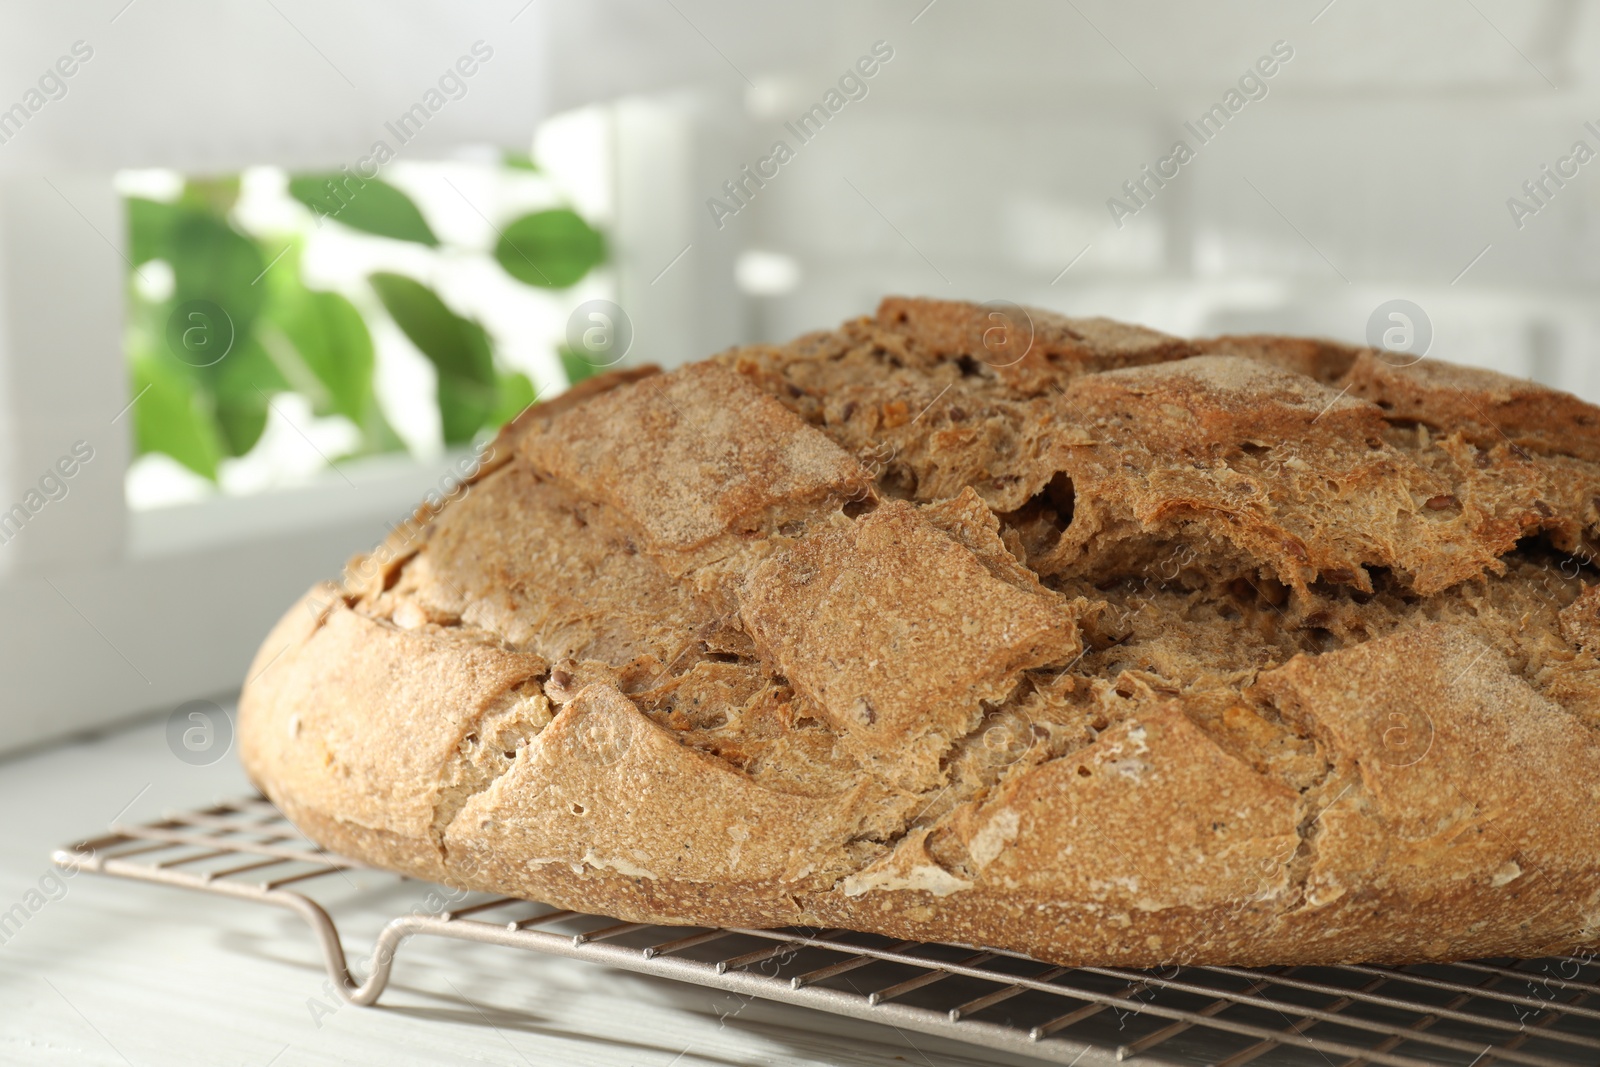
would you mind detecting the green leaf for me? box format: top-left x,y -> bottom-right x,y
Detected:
127,197 -> 181,265
502,150 -> 539,172
558,344 -> 602,387
209,338 -> 289,457
433,376 -> 496,445
494,209 -> 605,289
269,287 -> 374,423
167,212 -> 268,336
264,281 -> 405,457
368,273 -> 494,385
129,350 -> 223,480
490,370 -> 536,427
288,174 -> 439,246
368,272 -> 496,443
180,176 -> 241,216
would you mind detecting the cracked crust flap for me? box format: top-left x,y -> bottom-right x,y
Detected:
878,295 -> 1194,395
1257,624 -> 1600,960
518,361 -> 871,558
741,495 -> 1096,790
941,698 -> 1300,915
443,681 -> 886,896
238,589 -> 547,878
1193,333 -> 1366,383
1043,355 -> 1567,596
1341,351 -> 1600,464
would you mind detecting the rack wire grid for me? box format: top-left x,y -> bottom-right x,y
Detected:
52,796 -> 1600,1067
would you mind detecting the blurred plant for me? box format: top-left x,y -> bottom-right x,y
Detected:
124,162 -> 607,480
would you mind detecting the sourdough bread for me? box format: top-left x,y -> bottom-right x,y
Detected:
239,298 -> 1600,966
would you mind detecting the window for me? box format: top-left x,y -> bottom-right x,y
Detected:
117,122 -> 612,509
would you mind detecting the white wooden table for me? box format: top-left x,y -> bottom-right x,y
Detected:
0,708 -> 1034,1067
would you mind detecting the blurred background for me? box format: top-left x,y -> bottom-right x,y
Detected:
2,0 -> 1597,754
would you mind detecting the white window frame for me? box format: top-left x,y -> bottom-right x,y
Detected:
0,84 -> 748,756
0,168 -> 485,753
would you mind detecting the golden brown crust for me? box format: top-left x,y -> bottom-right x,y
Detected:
1193,333 -> 1366,383
740,494 -> 1096,790
878,295 -> 1195,396
1339,351 -> 1600,465
519,361 -> 871,558
240,297 -> 1600,967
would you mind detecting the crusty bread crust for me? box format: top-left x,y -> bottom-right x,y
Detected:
240,298 -> 1600,967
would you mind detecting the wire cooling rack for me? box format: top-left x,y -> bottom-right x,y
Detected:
52,797 -> 1600,1067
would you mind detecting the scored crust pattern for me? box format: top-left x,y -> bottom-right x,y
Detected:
240,297 -> 1600,966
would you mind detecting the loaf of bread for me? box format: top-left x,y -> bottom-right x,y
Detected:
239,297 -> 1600,967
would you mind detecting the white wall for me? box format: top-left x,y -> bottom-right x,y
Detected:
0,3 -> 547,175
